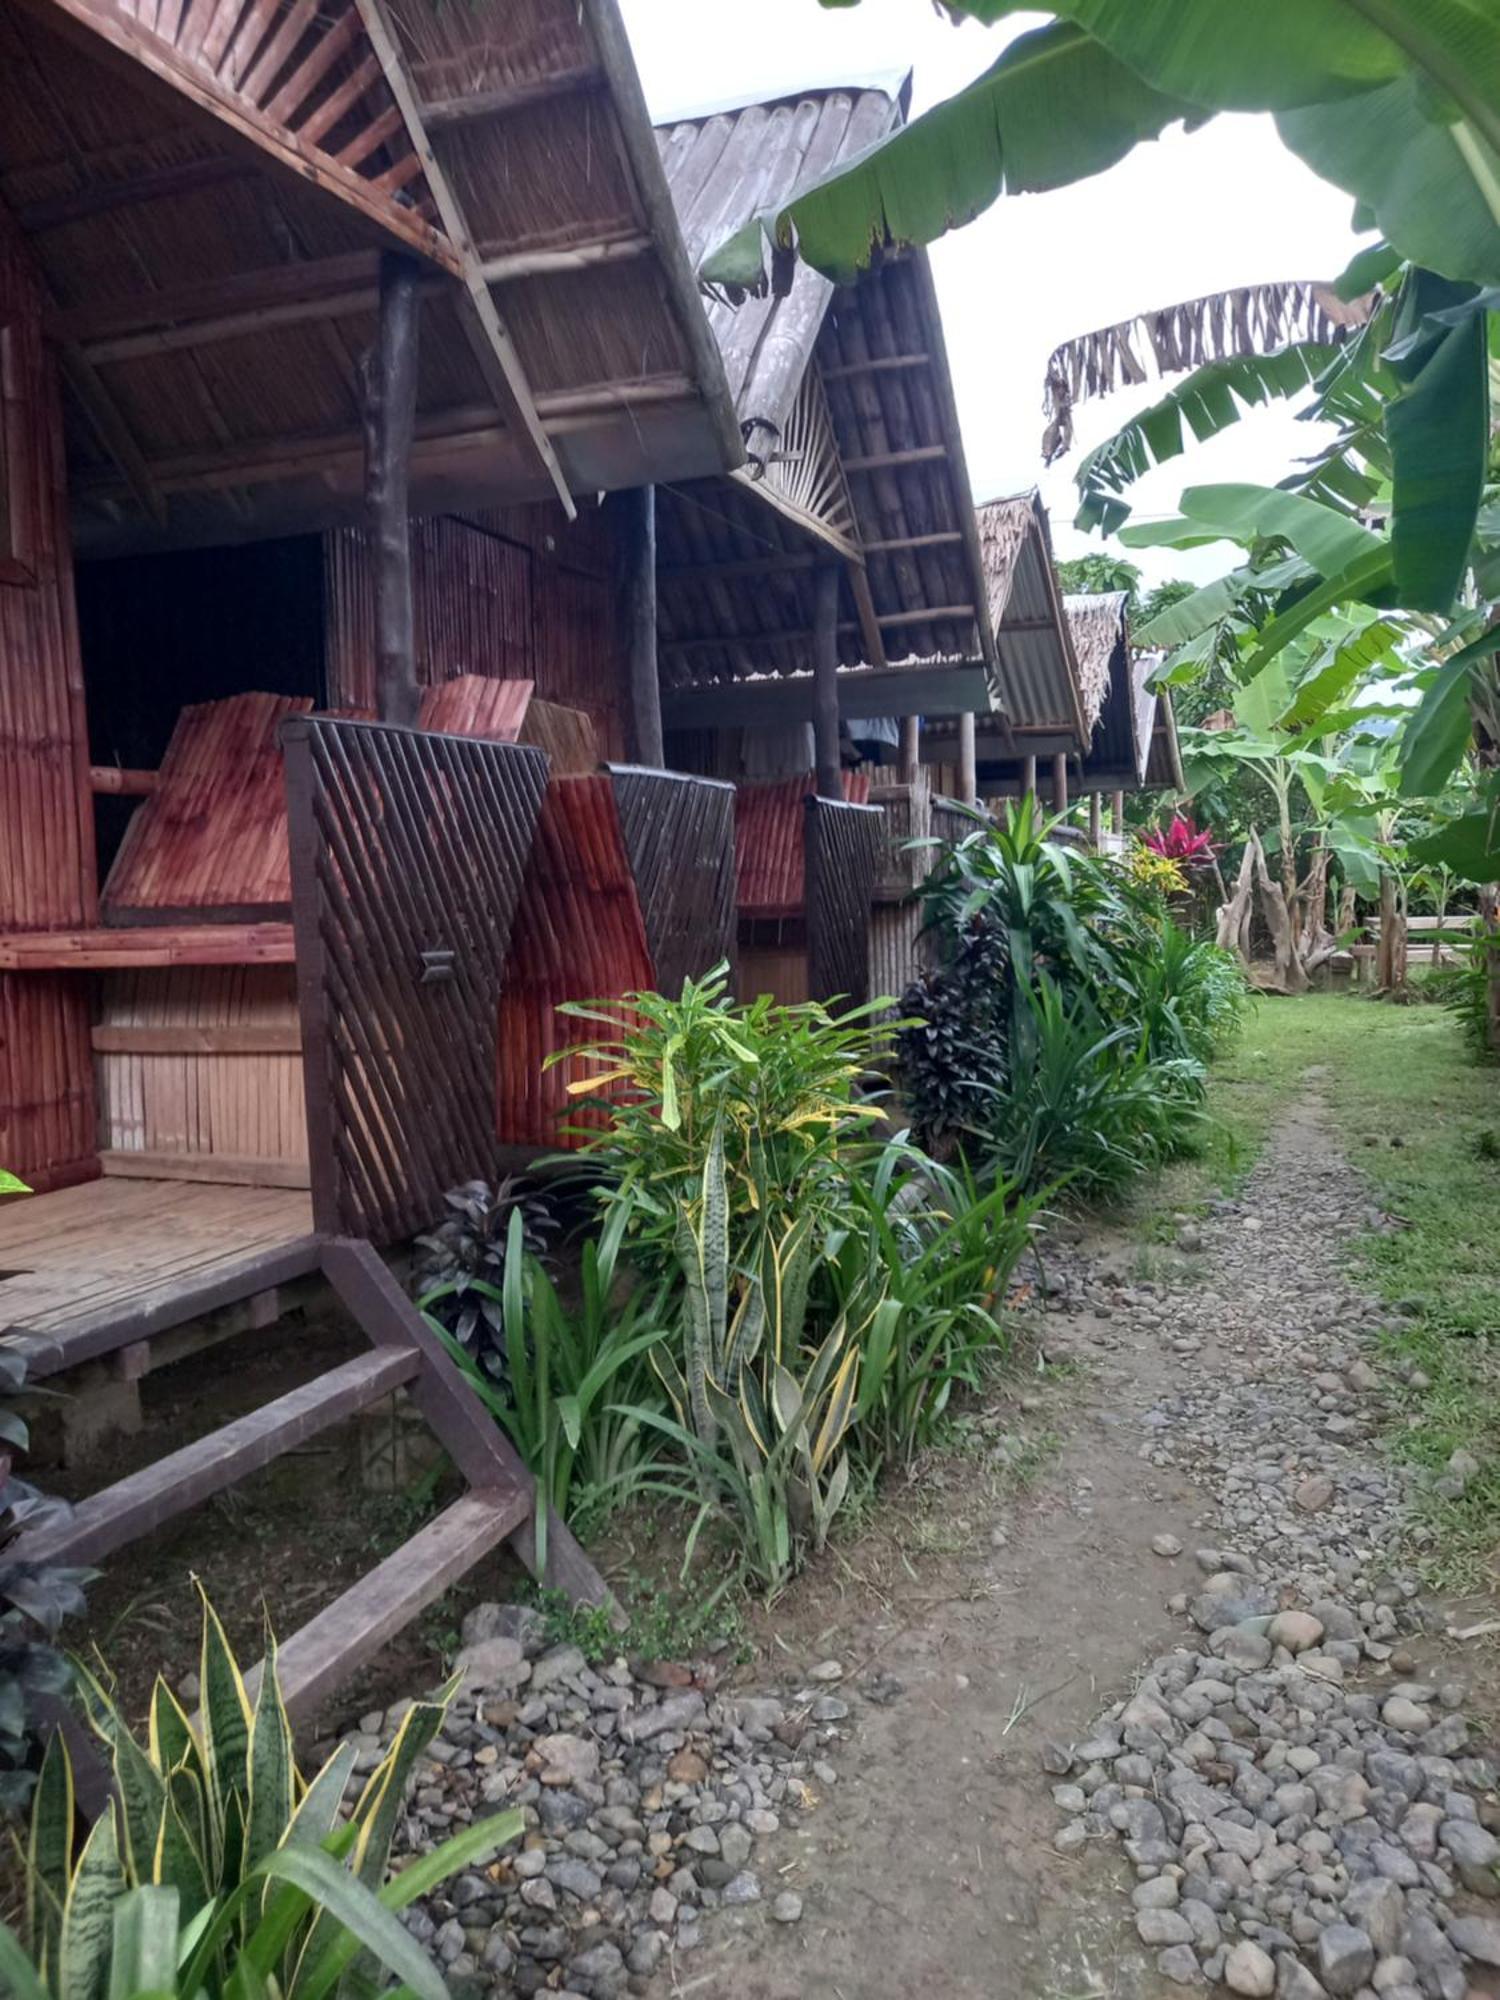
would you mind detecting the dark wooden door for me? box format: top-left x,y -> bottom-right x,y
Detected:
284,715 -> 547,1243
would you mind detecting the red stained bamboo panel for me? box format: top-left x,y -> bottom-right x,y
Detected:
496,776 -> 654,1150
103,691 -> 313,918
734,771 -> 870,918
418,675 -> 533,742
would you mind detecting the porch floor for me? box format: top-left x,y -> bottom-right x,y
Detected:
0,1178 -> 315,1374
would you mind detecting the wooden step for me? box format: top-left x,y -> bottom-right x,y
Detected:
13,1348 -> 422,1568
255,1486 -> 532,1721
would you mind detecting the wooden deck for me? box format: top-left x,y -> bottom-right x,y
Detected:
0,1179 -> 316,1375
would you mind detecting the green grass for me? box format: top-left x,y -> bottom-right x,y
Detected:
1186,991 -> 1500,1590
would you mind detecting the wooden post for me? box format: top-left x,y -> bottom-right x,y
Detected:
1111,790 -> 1125,835
958,711 -> 977,807
1089,792 -> 1102,848
1051,752 -> 1069,816
813,565 -> 841,800
365,253 -> 421,727
623,486 -> 663,767
899,715 -> 921,783
1021,754 -> 1037,802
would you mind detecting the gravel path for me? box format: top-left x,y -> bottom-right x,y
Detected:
357,1080 -> 1500,2000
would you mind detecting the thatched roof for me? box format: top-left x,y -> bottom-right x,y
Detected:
651,84 -> 998,704
1064,592 -> 1130,734
4,0 -> 741,555
977,493 -> 1084,741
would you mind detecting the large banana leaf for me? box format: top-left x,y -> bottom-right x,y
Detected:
1074,341 -> 1346,533
1410,806 -> 1500,880
701,20 -> 1196,289
754,2 -> 1500,291
1384,273 -> 1492,609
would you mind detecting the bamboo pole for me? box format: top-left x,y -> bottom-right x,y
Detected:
1021,754 -> 1037,803
1089,792 -> 1102,848
1051,752 -> 1069,816
812,566 -> 841,801
1111,790 -> 1125,835
899,715 -> 920,783
958,712 -> 977,807
623,486 -> 663,768
365,252 -> 421,726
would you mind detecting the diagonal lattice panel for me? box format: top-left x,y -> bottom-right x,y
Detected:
805,795 -> 885,1008
606,766 -> 737,1001
284,716 -> 547,1243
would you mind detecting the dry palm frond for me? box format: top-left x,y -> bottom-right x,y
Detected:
1041,280 -> 1376,463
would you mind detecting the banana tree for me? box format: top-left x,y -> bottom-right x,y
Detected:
709,4 -> 1500,296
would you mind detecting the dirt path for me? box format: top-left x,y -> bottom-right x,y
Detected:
668,1080 -> 1498,2000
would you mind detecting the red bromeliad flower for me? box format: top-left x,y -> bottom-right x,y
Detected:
1144,813 -> 1216,862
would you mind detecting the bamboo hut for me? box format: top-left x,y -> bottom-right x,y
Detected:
0,0 -> 751,1708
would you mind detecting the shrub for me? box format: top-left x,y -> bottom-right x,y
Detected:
18,1590 -> 518,1999
897,918 -> 1009,1155
0,1305 -> 92,1808
554,963 -> 891,1276
419,1204 -> 672,1547
412,1175 -> 556,1387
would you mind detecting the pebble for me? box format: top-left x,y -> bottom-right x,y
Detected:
1039,1118 -> 1500,2000
772,1892 -> 804,1924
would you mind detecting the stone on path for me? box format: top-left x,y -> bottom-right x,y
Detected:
1225,1939 -> 1276,1997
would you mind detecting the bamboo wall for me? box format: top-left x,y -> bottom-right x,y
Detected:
323,500 -> 630,761
94,968 -> 307,1187
0,212 -> 97,1191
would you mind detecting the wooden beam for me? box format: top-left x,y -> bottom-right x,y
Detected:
848,562 -> 889,669
421,63 -> 603,129
90,766 -> 156,796
819,353 -> 931,381
99,1150 -> 310,1187
9,1350 -> 420,1570
1052,751 -> 1069,815
92,1023 -> 300,1054
15,157 -> 253,233
812,566 -> 842,801
863,530 -> 963,554
876,603 -> 976,627
8,0 -> 460,273
624,486 -> 662,768
1022,754 -> 1037,801
57,344 -> 165,526
351,0 -> 573,516
366,253 -> 421,726
252,1489 -> 531,1721
479,234 -> 652,284
0,924 -> 296,970
841,444 -> 948,473
661,662 -> 990,731
1089,791 -> 1102,848
998,616 -> 1069,634
658,550 -> 818,584
1112,791 -> 1125,835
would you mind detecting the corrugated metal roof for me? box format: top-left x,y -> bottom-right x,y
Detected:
657,86 -> 901,432
979,494 -> 1085,740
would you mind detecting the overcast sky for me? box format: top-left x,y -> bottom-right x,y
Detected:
620,0 -> 1373,587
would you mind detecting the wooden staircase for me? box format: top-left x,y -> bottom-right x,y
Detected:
15,1237 -> 611,1731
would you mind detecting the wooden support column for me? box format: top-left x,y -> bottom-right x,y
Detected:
958,712 -> 978,807
1089,792 -> 1102,848
1051,752 -> 1069,816
624,486 -> 663,768
1021,754 -> 1037,803
1111,791 -> 1125,835
813,565 -> 842,800
899,715 -> 921,784
365,253 -> 421,727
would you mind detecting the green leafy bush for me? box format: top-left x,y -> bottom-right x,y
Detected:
419,1203 -> 672,1545
18,1590 -> 519,2000
413,1175 -> 557,1387
0,1331 -> 92,1809
553,963 -> 891,1277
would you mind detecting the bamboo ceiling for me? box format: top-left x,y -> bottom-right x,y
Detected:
652,85 -> 999,704
0,0 -> 740,555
